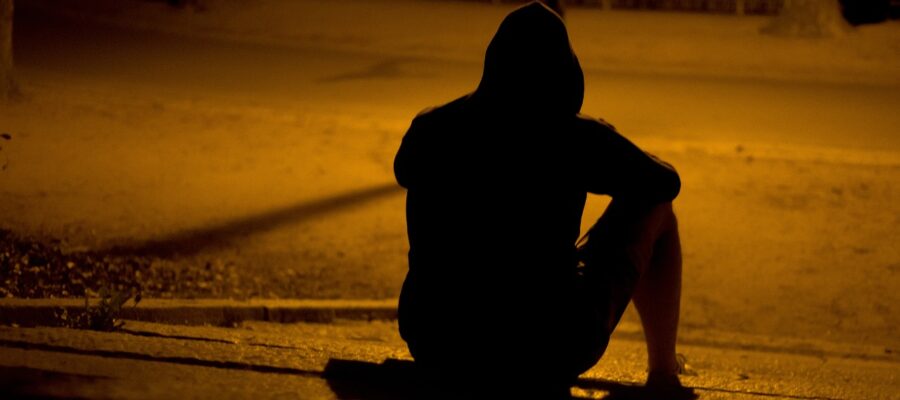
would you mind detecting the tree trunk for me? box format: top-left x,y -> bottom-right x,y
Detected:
1,0 -> 13,101
761,0 -> 850,37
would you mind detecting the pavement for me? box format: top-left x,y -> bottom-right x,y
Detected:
0,299 -> 897,399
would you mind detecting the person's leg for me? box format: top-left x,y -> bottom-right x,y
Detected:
579,200 -> 684,380
628,202 -> 683,377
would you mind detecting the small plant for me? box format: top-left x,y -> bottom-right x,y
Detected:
59,287 -> 142,331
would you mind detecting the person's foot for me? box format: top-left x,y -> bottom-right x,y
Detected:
644,371 -> 697,400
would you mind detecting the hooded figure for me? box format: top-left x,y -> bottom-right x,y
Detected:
473,0 -> 583,118
394,1 -> 681,395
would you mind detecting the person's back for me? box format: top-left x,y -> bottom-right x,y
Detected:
394,2 -> 689,397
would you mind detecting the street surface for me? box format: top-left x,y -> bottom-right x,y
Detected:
1,319 -> 898,399
1,0 -> 899,373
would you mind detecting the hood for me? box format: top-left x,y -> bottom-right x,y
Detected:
473,1 -> 584,117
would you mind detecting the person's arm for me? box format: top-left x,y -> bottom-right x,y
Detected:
582,120 -> 680,205
394,117 -> 425,189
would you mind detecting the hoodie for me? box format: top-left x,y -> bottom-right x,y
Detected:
473,1 -> 584,117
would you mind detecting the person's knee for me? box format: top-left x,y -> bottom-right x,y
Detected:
653,201 -> 674,215
645,201 -> 677,232
589,200 -> 677,250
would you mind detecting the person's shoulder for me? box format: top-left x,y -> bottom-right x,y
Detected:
573,113 -> 618,134
411,95 -> 470,126
571,114 -> 621,147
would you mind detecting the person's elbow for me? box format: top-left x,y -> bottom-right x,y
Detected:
634,165 -> 680,205
394,153 -> 412,189
648,154 -> 680,202
660,167 -> 681,202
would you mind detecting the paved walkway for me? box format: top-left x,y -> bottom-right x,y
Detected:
0,299 -> 897,399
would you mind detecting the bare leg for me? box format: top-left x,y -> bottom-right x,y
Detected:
629,203 -> 682,376
584,200 -> 683,377
579,200 -> 692,398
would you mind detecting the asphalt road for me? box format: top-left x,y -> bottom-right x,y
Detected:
5,5 -> 899,351
14,6 -> 900,152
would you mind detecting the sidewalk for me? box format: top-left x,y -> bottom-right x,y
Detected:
1,299 -> 898,399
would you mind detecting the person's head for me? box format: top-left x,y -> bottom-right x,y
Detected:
474,1 -> 583,117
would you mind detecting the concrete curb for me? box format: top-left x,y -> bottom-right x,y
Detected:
0,299 -> 398,327
5,298 -> 897,364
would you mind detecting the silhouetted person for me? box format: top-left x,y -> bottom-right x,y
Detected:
394,2 -> 692,398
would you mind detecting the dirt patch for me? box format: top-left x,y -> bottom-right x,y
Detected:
0,229 -> 254,299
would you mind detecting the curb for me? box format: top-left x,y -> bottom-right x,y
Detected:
3,299 -> 898,365
0,299 -> 398,327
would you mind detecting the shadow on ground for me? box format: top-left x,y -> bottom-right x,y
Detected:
104,183 -> 402,258
323,358 -> 677,400
0,365 -> 111,398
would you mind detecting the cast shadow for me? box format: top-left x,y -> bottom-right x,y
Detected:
0,365 -> 110,398
102,183 -> 402,258
317,57 -> 429,83
324,358 -> 428,400
575,378 -> 696,400
323,358 -> 690,400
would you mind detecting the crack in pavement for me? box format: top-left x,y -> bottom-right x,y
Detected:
0,339 -> 321,377
612,330 -> 900,364
118,327 -> 314,351
576,378 -> 847,400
